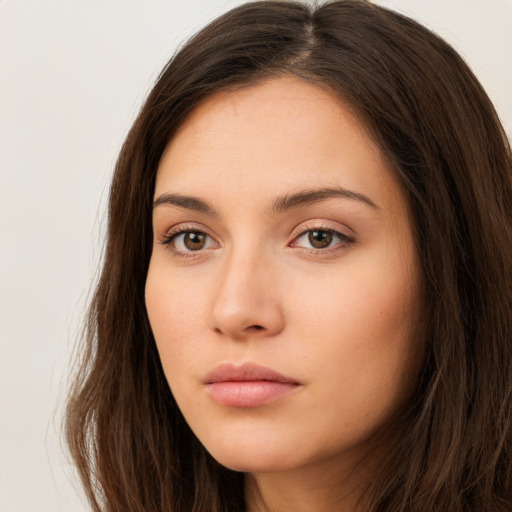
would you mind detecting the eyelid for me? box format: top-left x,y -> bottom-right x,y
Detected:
158,222 -> 220,254
288,220 -> 356,255
289,220 -> 355,242
159,222 -> 214,241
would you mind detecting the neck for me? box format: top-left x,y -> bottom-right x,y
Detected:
244,454 -> 373,512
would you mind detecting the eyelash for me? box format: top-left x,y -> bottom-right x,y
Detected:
159,224 -> 355,258
159,224 -> 216,259
289,226 -> 354,255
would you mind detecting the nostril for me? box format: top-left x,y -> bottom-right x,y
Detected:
213,324 -> 266,335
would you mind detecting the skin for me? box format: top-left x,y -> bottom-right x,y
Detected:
145,77 -> 424,512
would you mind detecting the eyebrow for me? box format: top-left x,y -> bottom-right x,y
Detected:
153,193 -> 219,216
270,187 -> 379,213
153,186 -> 379,215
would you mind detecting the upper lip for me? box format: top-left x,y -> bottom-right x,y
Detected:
204,362 -> 299,384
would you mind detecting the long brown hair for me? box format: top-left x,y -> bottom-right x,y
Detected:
65,1 -> 512,510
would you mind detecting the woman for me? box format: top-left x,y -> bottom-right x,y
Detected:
66,1 -> 512,511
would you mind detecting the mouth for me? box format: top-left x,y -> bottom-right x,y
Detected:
204,362 -> 301,408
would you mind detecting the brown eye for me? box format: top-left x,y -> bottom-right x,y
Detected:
165,230 -> 216,253
183,231 -> 206,250
308,230 -> 333,249
291,227 -> 353,253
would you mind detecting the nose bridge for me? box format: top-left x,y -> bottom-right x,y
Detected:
209,242 -> 283,338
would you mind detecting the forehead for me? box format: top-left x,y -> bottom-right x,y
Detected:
155,77 -> 402,212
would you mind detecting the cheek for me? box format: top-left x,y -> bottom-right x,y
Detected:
145,261 -> 207,379
287,256 -> 418,346
284,254 -> 422,416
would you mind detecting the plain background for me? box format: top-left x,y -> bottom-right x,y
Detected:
1,1 -> 511,511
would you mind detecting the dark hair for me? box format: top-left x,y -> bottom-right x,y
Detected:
65,1 -> 512,511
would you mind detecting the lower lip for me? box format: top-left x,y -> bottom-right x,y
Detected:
206,381 -> 299,407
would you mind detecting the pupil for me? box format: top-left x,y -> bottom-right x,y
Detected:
309,230 -> 333,249
185,232 -> 206,250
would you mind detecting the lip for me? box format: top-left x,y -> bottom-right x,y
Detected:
204,362 -> 301,407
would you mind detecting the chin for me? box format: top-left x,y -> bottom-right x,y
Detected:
211,451 -> 293,474
201,435 -> 302,474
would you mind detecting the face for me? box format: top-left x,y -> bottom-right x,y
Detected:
145,77 -> 423,476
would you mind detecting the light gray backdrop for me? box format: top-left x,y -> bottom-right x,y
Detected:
1,1 -> 511,511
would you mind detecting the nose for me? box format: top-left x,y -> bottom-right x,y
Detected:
209,251 -> 285,340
